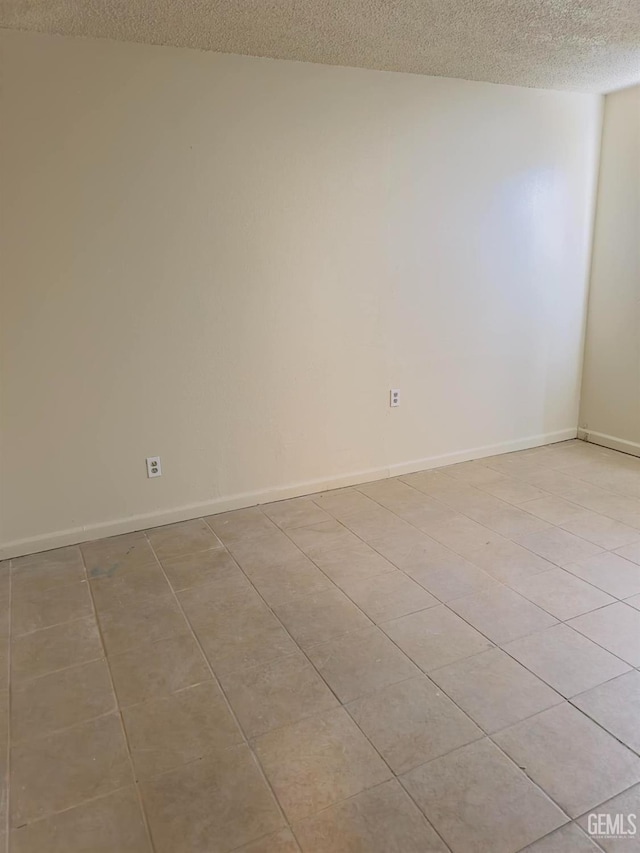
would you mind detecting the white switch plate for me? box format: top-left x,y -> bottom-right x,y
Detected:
390,389 -> 400,407
146,456 -> 162,478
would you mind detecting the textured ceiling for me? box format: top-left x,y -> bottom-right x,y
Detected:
2,0 -> 639,92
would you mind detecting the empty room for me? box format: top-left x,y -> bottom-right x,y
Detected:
1,0 -> 639,851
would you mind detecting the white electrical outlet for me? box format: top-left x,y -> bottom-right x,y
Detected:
390,389 -> 400,407
146,456 -> 162,478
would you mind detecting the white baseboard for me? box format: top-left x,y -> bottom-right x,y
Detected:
387,428 -> 577,476
577,429 -> 640,458
1,427 -> 577,560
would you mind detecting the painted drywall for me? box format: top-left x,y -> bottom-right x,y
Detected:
0,30 -> 602,557
579,85 -> 640,457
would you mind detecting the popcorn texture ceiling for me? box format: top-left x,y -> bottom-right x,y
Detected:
1,0 -> 639,92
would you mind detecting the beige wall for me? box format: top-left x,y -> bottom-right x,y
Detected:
579,85 -> 640,456
0,30 -> 602,557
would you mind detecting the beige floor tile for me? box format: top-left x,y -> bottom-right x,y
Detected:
448,585 -> 557,645
515,528 -> 604,568
358,474 -> 434,499
294,779 -> 449,853
11,546 -> 85,593
615,541 -> 640,565
262,498 -> 333,530
221,651 -> 338,737
560,512 -> 640,550
572,670 -> 640,753
565,552 -> 640,600
576,784 -> 640,853
244,555 -> 333,607
477,478 -> 547,505
339,571 -> 438,622
561,487 -> 640,529
0,693 -> 8,804
468,505 -> 552,539
11,713 -> 132,826
522,823 -> 600,851
0,639 -> 7,692
420,484 -> 497,515
146,519 -> 223,560
383,605 -> 493,671
90,563 -> 172,611
399,469 -> 455,493
123,681 -> 243,779
516,468 -> 583,495
419,515 -> 505,556
306,626 -> 419,703
281,519 -> 352,556
12,580 -> 93,635
0,562 -> 9,598
347,675 -> 482,774
307,541 -> 397,586
161,548 -> 250,594
568,603 -> 640,666
494,703 -> 640,818
504,623 -> 631,698
440,460 -> 509,484
178,579 -> 260,620
11,787 -> 152,853
0,597 -> 8,638
12,616 -> 103,683
402,738 -> 567,853
141,744 -> 284,853
180,587 -> 298,675
274,588 -> 372,651
109,633 -> 211,707
519,497 -> 590,525
97,594 -> 189,656
366,526 -> 449,568
337,509 -> 412,543
228,532 -> 304,574
402,472 -> 476,502
10,443 -> 640,849
11,659 -> 115,741
409,501 -> 486,534
461,540 -> 555,584
81,531 -> 157,576
237,829 -> 299,853
254,707 -> 391,822
407,558 -> 498,604
431,648 -> 562,733
206,507 -> 279,543
359,479 -> 452,518
510,569 -> 615,620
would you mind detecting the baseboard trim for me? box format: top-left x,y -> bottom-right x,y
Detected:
577,429 -> 640,458
1,427 -> 577,559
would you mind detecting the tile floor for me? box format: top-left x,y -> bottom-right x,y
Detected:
2,439 -> 640,851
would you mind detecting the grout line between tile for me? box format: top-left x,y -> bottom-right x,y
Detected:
7,784 -> 144,840
270,518 -> 579,834
78,550 -> 157,853
290,483 -> 640,828
198,521 -> 457,849
142,532 -> 298,850
10,603 -> 95,641
338,478 -> 640,693
7,441 -> 640,850
511,821 -> 607,852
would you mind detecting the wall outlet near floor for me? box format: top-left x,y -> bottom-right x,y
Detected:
146,456 -> 162,478
390,389 -> 400,407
